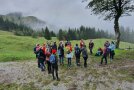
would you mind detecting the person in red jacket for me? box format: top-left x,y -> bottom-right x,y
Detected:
42,43 -> 46,55
80,39 -> 85,48
45,46 -> 52,74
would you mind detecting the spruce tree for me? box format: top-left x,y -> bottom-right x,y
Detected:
44,27 -> 51,40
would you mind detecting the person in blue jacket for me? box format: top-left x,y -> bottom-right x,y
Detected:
108,41 -> 115,62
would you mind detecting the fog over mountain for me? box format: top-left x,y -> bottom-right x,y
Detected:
0,12 -> 59,31
0,0 -> 134,32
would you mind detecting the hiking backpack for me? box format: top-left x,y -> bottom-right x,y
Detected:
75,47 -> 81,55
37,49 -> 45,59
50,54 -> 56,64
34,47 -> 37,54
106,47 -> 110,53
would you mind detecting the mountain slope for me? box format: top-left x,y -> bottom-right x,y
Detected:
0,12 -> 58,31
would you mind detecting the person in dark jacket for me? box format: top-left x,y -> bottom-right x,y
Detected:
50,52 -> 60,81
58,44 -> 64,65
36,47 -> 46,71
34,44 -> 41,68
74,44 -> 81,66
65,40 -> 71,47
52,42 -> 57,51
104,41 -> 110,47
81,45 -> 88,68
89,40 -> 94,54
100,46 -> 108,65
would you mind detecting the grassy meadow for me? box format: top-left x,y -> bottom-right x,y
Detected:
0,31 -> 44,61
0,30 -> 134,62
0,30 -> 134,90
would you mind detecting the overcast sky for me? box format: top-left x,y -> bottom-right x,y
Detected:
0,0 -> 134,33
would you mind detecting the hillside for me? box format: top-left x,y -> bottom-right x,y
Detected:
0,31 -> 134,90
0,12 -> 58,31
0,30 -> 134,62
0,31 -> 44,61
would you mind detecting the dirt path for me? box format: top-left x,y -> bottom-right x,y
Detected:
0,60 -> 134,90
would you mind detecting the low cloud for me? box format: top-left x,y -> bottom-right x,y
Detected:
0,0 -> 134,32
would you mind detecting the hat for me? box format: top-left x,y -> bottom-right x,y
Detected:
52,49 -> 57,54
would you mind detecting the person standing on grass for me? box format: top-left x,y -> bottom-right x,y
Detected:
108,41 -> 115,62
104,41 -> 110,48
60,41 -> 64,47
66,44 -> 73,68
37,47 -> 46,71
50,52 -> 60,81
65,40 -> 71,47
58,43 -> 64,65
34,44 -> 41,68
46,42 -> 52,53
34,44 -> 46,71
52,42 -> 57,54
42,43 -> 46,55
81,45 -> 88,68
89,40 -> 94,54
80,39 -> 85,48
65,40 -> 68,47
45,46 -> 52,74
100,46 -> 109,65
74,44 -> 81,66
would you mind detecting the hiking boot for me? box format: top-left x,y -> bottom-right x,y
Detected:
105,63 -> 107,65
57,78 -> 60,81
84,66 -> 87,68
48,71 -> 52,74
41,69 -> 45,72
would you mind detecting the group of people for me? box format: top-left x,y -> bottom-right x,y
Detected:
34,42 -> 60,81
33,39 -> 115,80
95,41 -> 116,65
100,41 -> 116,65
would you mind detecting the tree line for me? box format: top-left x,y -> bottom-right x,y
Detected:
30,26 -> 134,44
0,16 -> 34,36
57,26 -> 113,40
120,26 -> 134,43
0,16 -> 56,39
0,16 -> 134,43
0,16 -> 113,40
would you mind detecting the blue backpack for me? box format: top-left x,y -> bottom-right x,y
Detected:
50,54 -> 56,64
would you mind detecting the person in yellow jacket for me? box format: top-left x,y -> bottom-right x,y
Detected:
65,45 -> 73,68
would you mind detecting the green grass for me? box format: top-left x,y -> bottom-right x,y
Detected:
0,30 -> 134,62
0,31 -> 45,61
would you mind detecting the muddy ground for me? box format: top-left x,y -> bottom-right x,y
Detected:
0,59 -> 134,90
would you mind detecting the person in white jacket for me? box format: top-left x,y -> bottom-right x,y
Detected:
66,45 -> 73,68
